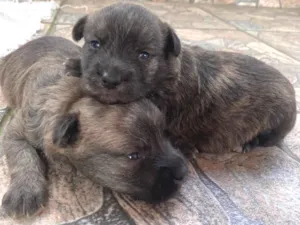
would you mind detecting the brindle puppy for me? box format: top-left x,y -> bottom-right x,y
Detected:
0,36 -> 187,218
71,3 -> 296,153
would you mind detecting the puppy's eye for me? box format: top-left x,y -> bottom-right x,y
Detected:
127,152 -> 141,160
90,40 -> 100,49
139,51 -> 150,60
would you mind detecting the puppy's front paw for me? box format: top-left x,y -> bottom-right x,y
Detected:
1,179 -> 48,218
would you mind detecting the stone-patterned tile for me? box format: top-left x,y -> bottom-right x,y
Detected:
0,109 -> 8,130
167,0 -> 190,2
193,0 -> 212,3
195,147 -> 300,225
0,155 -> 103,225
47,24 -> 86,48
114,163 -> 230,225
285,114 -> 300,158
258,0 -> 280,7
176,29 -> 300,80
258,31 -> 300,61
214,0 -> 235,4
245,17 -> 300,32
151,0 -> 169,2
281,0 -> 300,8
60,0 -> 177,14
0,87 -> 7,110
62,188 -> 135,225
177,28 -> 300,85
0,109 -> 10,141
200,4 -> 300,32
236,0 -> 258,7
56,1 -> 232,30
296,88 -> 300,111
276,64 -> 299,86
161,6 -> 234,30
48,24 -> 76,43
49,12 -> 86,25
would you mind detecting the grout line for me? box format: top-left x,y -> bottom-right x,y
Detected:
277,142 -> 300,164
0,108 -> 12,136
197,5 -> 300,63
45,0 -> 67,35
190,158 -> 265,225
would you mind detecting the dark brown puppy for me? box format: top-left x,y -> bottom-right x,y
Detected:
0,36 -> 187,218
71,3 -> 296,153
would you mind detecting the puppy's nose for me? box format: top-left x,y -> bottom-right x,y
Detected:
158,159 -> 188,182
170,161 -> 188,181
101,72 -> 121,89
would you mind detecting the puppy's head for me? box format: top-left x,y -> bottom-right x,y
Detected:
72,3 -> 181,104
47,98 -> 187,202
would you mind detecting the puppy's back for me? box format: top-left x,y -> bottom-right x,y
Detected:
0,36 -> 80,108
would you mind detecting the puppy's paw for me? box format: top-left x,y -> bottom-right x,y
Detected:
242,137 -> 260,153
1,180 -> 48,218
233,146 -> 243,153
242,144 -> 251,153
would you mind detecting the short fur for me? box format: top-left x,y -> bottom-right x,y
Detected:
72,3 -> 297,153
0,36 -> 187,218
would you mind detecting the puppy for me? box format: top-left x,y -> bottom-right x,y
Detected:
71,3 -> 297,153
0,36 -> 187,218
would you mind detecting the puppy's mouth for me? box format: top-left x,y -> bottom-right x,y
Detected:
131,171 -> 184,204
81,76 -> 146,104
131,182 -> 181,204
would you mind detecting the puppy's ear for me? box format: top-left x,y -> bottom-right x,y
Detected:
72,15 -> 88,41
165,24 -> 181,57
64,58 -> 82,77
53,113 -> 80,148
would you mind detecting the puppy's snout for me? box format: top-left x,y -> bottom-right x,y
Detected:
156,142 -> 188,182
162,158 -> 187,181
101,72 -> 121,89
170,161 -> 188,181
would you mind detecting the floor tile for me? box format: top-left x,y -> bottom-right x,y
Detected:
258,31 -> 300,61
200,4 -> 300,32
196,148 -> 300,225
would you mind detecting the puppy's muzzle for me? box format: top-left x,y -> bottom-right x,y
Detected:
101,72 -> 121,89
157,156 -> 188,183
155,142 -> 188,183
99,63 -> 133,89
149,148 -> 188,202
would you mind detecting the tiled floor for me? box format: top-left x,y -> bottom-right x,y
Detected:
0,0 -> 300,225
170,0 -> 300,8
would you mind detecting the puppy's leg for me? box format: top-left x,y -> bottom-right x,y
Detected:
1,115 -> 48,218
257,125 -> 294,148
241,136 -> 260,153
241,129 -> 286,153
249,106 -> 296,151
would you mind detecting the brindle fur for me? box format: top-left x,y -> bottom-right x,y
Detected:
0,36 -> 187,218
71,3 -> 297,153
